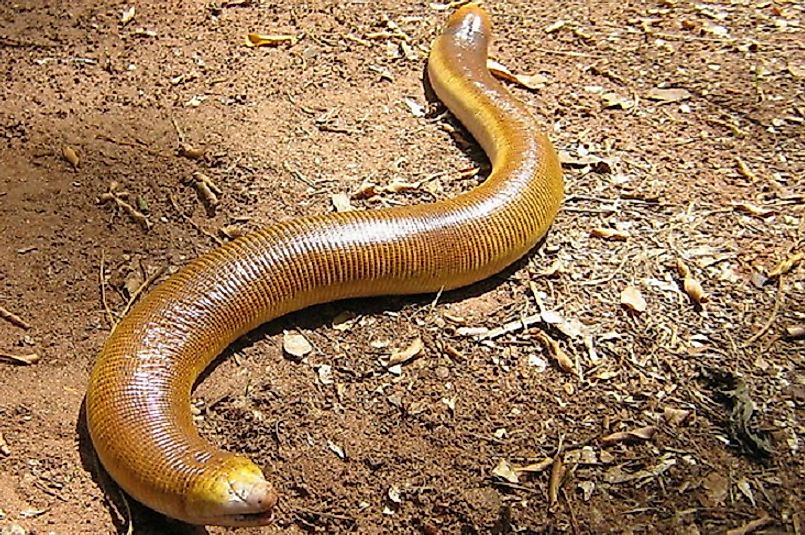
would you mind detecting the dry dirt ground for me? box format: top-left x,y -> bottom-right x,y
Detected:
0,0 -> 803,533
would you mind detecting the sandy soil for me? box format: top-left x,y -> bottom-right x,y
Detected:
0,0 -> 803,533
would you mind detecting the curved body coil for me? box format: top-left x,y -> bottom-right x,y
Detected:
86,3 -> 563,526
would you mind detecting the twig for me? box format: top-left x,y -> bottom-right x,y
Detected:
100,251 -> 115,328
726,515 -> 772,535
119,488 -> 134,535
113,265 -> 167,331
0,352 -> 40,365
742,275 -> 784,347
100,184 -> 152,230
169,194 -> 223,245
171,117 -> 186,144
562,488 -> 580,535
0,305 -> 31,330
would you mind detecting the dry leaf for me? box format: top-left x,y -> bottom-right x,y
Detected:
646,87 -> 691,103
548,457 -> 565,506
736,477 -> 755,507
787,61 -> 805,79
387,337 -> 423,367
244,33 -> 296,47
590,227 -> 629,241
352,181 -> 380,199
664,407 -> 692,426
514,458 -> 553,474
702,21 -> 729,37
331,192 -> 353,213
429,1 -> 468,11
578,480 -> 595,501
403,97 -> 426,117
601,425 -> 657,444
683,277 -> 708,304
487,59 -> 547,90
601,92 -> 634,110
327,439 -> 346,459
784,325 -> 805,340
491,459 -> 519,484
384,180 -> 420,194
62,145 -> 80,168
121,6 -> 136,25
219,224 -> 244,240
387,485 -> 402,504
533,331 -> 574,372
179,144 -> 206,159
604,456 -> 676,484
283,331 -> 312,358
701,471 -> 729,506
620,286 -> 647,313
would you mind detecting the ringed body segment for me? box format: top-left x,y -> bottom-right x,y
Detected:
86,3 -> 563,526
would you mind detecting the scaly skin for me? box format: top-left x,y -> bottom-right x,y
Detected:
86,3 -> 563,526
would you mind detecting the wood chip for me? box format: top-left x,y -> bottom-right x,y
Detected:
646,87 -> 691,103
601,425 -> 657,444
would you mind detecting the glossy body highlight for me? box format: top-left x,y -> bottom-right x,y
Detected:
86,3 -> 563,526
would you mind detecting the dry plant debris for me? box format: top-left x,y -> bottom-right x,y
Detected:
61,145 -> 79,169
244,33 -> 297,47
0,305 -> 30,330
283,331 -> 312,359
184,171 -> 221,212
0,0 -> 803,533
0,352 -> 40,365
486,59 -> 548,91
705,369 -> 773,460
620,285 -> 647,313
98,182 -> 151,230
